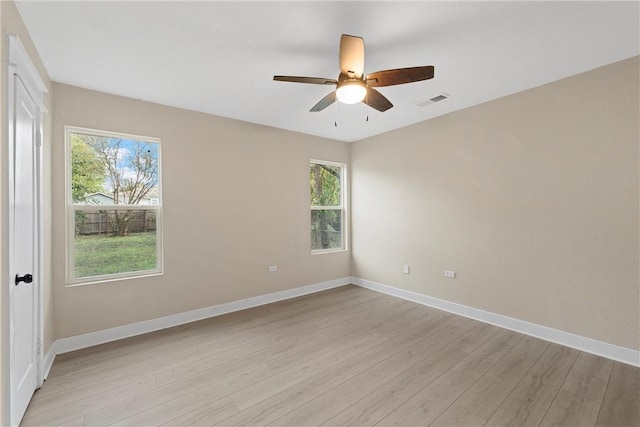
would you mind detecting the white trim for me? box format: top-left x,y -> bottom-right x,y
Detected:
6,35 -> 47,112
5,34 -> 48,426
66,271 -> 164,288
54,277 -> 352,354
64,126 -> 163,286
352,277 -> 640,368
310,160 -> 348,254
35,110 -> 45,387
49,275 -> 639,368
311,248 -> 348,256
41,346 -> 56,381
64,125 -> 161,146
310,159 -> 344,167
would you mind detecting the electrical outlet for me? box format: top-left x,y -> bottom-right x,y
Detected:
269,265 -> 278,272
444,270 -> 456,278
403,264 -> 410,274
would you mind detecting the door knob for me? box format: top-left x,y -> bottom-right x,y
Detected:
15,273 -> 33,285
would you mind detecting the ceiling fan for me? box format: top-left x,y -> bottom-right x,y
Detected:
273,34 -> 435,113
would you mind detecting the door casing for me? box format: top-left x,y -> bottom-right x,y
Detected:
2,34 -> 48,427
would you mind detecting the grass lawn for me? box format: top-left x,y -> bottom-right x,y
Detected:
75,231 -> 157,278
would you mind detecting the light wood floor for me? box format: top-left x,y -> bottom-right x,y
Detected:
23,285 -> 639,426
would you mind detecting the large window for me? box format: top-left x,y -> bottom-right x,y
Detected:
310,160 -> 346,253
66,126 -> 162,285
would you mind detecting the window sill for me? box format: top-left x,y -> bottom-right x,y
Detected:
311,248 -> 348,256
66,270 -> 163,287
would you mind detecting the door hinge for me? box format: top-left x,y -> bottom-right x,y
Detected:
37,337 -> 42,355
36,131 -> 42,147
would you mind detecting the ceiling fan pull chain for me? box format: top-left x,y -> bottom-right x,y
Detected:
363,94 -> 369,122
334,99 -> 339,127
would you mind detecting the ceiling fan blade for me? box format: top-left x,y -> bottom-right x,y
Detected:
339,34 -> 364,78
366,66 -> 434,87
364,87 -> 393,112
273,76 -> 337,85
310,91 -> 336,112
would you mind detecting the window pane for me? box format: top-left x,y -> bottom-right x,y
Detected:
310,163 -> 341,207
73,209 -> 158,279
70,132 -> 160,205
311,210 -> 342,250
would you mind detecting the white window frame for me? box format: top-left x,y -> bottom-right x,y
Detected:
310,159 -> 348,254
65,126 -> 163,286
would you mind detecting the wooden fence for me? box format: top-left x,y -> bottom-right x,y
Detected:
75,210 -> 157,235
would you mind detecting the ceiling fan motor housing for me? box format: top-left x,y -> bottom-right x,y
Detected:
336,78 -> 367,104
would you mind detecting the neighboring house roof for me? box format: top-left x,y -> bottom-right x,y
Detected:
84,191 -> 159,205
86,192 -> 113,199
84,192 -> 115,204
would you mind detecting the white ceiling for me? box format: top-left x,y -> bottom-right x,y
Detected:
15,1 -> 640,142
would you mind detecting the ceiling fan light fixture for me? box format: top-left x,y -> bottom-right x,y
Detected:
336,80 -> 366,104
274,34 -> 434,113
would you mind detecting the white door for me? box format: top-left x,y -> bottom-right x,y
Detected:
9,75 -> 39,426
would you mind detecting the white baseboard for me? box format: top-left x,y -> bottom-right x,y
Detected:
40,345 -> 56,381
352,277 -> 640,367
51,275 -> 639,368
54,277 -> 352,355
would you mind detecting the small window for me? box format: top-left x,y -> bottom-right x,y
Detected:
310,160 -> 346,253
66,126 -> 163,285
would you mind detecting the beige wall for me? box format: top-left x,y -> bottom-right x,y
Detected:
351,56 -> 639,350
52,84 -> 350,338
1,1 -> 53,423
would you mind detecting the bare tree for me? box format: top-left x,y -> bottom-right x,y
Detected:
82,135 -> 159,236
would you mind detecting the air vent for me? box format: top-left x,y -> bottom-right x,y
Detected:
430,94 -> 448,102
417,93 -> 451,107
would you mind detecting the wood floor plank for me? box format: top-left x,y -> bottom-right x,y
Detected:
430,335 -> 549,426
369,329 -> 522,427
40,287 -> 382,403
27,351 -> 202,416
160,397 -> 239,427
83,293 -> 406,425
540,388 -> 602,427
141,285 -> 379,360
218,316 -> 475,426
112,330 -> 389,426
273,323 -> 497,426
230,332 -> 390,411
539,352 -> 613,427
56,415 -> 85,426
58,286 -> 367,374
562,352 -> 613,404
21,377 -> 158,426
155,297 -> 410,387
485,343 -> 579,426
45,362 -> 74,379
87,331 -> 389,426
21,286 -> 639,427
137,333 -> 383,426
82,364 -> 263,426
53,286 -> 357,371
111,392 -> 238,427
596,361 -> 640,426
